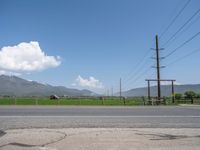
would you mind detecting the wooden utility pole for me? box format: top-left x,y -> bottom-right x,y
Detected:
172,80 -> 175,103
120,78 -> 122,100
147,80 -> 150,100
155,35 -> 161,100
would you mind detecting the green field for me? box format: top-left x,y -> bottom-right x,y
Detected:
0,97 -> 145,106
0,97 -> 199,106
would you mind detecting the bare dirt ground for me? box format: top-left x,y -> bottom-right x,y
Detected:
0,128 -> 200,150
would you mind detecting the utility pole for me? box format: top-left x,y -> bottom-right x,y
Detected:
120,78 -> 122,100
147,80 -> 150,100
155,35 -> 161,101
172,80 -> 175,103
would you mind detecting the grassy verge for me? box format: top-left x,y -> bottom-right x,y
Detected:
0,98 -> 144,106
0,97 -> 199,106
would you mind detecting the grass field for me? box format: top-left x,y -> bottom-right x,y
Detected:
0,97 -> 145,106
0,97 -> 199,106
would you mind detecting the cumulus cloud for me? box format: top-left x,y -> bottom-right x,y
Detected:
72,75 -> 104,89
0,41 -> 61,74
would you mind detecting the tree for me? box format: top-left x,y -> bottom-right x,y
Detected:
174,93 -> 182,100
184,91 -> 196,99
195,93 -> 200,98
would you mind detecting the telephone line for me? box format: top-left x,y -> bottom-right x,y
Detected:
165,32 -> 200,58
160,0 -> 191,39
122,66 -> 152,91
166,48 -> 200,66
162,8 -> 200,47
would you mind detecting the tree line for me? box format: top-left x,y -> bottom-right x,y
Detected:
175,91 -> 200,100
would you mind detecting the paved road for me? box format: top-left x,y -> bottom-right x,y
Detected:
0,106 -> 200,129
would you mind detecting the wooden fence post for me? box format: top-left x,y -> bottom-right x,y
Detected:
191,97 -> 194,104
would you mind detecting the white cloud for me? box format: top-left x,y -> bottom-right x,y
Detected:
0,41 -> 61,74
0,70 -> 21,76
72,75 -> 104,89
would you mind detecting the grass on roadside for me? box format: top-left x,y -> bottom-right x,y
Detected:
0,98 -> 144,106
0,97 -> 199,106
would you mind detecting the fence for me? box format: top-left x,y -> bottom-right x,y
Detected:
0,96 -> 199,106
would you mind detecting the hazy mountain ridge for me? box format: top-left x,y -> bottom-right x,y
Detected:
0,75 -> 97,97
121,84 -> 200,97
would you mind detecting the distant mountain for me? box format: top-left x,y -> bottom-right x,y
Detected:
0,75 -> 97,97
120,84 -> 200,97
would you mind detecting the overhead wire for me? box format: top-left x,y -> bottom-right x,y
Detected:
162,8 -> 200,47
166,48 -> 200,66
164,32 -> 200,58
122,65 -> 153,91
159,0 -> 191,39
163,14 -> 200,49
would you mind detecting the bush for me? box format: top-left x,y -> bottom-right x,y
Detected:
175,93 -> 182,100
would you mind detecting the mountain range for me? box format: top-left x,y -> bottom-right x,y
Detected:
1,75 -> 200,97
0,75 -> 97,97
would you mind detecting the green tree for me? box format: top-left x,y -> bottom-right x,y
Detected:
195,93 -> 200,98
174,93 -> 182,100
184,91 -> 196,99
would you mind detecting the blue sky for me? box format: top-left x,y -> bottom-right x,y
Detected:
0,0 -> 200,94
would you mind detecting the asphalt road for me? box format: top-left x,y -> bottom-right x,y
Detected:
0,106 -> 200,129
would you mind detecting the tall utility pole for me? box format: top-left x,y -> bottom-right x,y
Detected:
171,80 -> 175,103
147,80 -> 150,100
120,78 -> 122,100
155,35 -> 161,100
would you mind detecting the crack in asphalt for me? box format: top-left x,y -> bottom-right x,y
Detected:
0,130 -> 67,149
0,130 -> 6,138
42,130 -> 67,146
135,133 -> 200,140
0,129 -> 115,149
0,142 -> 37,148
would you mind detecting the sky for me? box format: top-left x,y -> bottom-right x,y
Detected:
0,0 -> 200,94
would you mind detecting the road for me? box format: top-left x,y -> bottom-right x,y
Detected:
0,106 -> 200,129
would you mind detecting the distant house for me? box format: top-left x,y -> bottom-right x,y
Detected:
50,95 -> 60,100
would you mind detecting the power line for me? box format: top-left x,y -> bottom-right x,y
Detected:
160,0 -> 191,39
123,57 -> 151,85
120,37 -> 155,85
166,48 -> 200,66
165,32 -> 200,58
122,66 -> 152,91
163,14 -> 200,49
162,8 -> 200,47
122,49 -> 151,83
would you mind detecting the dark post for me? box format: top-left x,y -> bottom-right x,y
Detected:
147,80 -> 151,100
142,96 -> 145,105
123,97 -> 126,106
191,97 -> 193,104
156,35 -> 161,101
120,78 -> 122,101
172,81 -> 175,103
